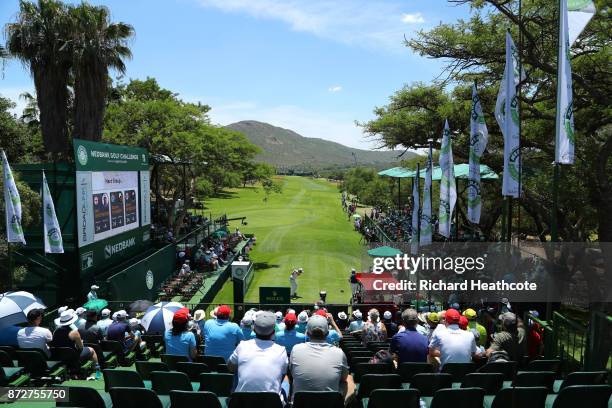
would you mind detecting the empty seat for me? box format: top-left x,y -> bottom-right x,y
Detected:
0,366 -> 29,387
409,373 -> 453,397
292,391 -> 344,408
357,374 -> 403,399
110,387 -> 163,408
351,357 -> 372,367
101,340 -> 136,367
175,362 -> 210,381
348,350 -> 373,360
525,359 -> 560,374
136,361 -> 170,380
514,371 -> 555,393
398,362 -> 433,383
491,386 -> 548,408
228,392 -> 284,408
56,385 -> 108,408
441,362 -> 475,383
169,390 -> 222,408
477,361 -> 517,381
160,354 -> 189,370
102,369 -> 145,392
15,350 -> 66,380
551,384 -> 612,408
150,371 -> 192,394
201,355 -> 226,370
430,387 -> 484,408
0,350 -> 15,367
462,373 -> 504,394
353,362 -> 393,382
367,389 -> 420,408
199,372 -> 234,397
557,371 -> 608,391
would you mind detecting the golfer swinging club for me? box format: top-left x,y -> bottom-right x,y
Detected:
290,268 -> 303,299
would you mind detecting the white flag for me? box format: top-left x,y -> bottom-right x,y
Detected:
438,120 -> 457,238
42,171 -> 64,253
410,169 -> 420,253
2,150 -> 26,244
420,147 -> 433,245
498,32 -> 521,197
567,0 -> 595,46
468,84 -> 489,224
495,32 -> 525,135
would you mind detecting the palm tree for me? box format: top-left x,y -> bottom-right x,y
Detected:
5,0 -> 73,155
70,3 -> 133,141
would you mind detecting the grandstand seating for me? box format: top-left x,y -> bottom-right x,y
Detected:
292,391 -> 344,408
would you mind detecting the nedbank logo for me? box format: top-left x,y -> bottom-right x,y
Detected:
77,145 -> 88,166
104,237 -> 136,259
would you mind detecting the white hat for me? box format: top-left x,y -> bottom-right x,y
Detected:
275,311 -> 283,321
112,312 -> 118,321
90,285 -> 99,290
101,308 -> 111,317
241,312 -> 254,326
193,310 -> 206,322
353,310 -> 362,319
297,311 -> 308,323
286,308 -> 296,315
129,318 -> 140,327
55,310 -> 78,327
383,311 -> 392,320
116,310 -> 128,319
75,307 -> 86,316
338,312 -> 348,320
298,268 -> 303,272
185,260 -> 190,263
351,268 -> 356,272
58,306 -> 68,315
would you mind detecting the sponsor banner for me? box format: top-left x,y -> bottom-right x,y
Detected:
2,150 -> 26,244
79,226 -> 149,273
140,171 -> 151,226
76,171 -> 94,247
73,139 -> 148,172
42,171 -> 64,253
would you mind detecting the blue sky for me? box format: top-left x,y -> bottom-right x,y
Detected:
0,0 -> 470,149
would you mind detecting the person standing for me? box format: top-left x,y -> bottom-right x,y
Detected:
349,269 -> 359,299
390,309 -> 429,364
289,269 -> 302,299
86,285 -> 99,302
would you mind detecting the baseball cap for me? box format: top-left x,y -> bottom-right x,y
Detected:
353,310 -> 362,319
284,313 -> 297,323
383,311 -> 392,320
306,315 -> 329,336
459,316 -> 469,330
254,311 -> 276,336
402,308 -> 418,323
116,310 -> 128,319
275,311 -> 283,321
101,308 -> 111,317
75,307 -> 86,316
314,309 -> 328,317
499,312 -> 517,327
216,305 -> 231,318
463,308 -> 477,320
297,311 -> 308,323
90,285 -> 99,290
427,312 -> 439,323
445,309 -> 461,324
173,308 -> 190,325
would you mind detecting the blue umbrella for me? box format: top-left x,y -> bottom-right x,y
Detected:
140,301 -> 184,334
0,291 -> 46,329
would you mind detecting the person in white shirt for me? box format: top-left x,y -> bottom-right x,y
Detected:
75,307 -> 87,329
428,309 -> 479,370
97,308 -> 113,337
289,269 -> 302,299
17,309 -> 53,358
86,285 -> 99,302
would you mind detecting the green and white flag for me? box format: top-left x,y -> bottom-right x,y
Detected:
567,0 -> 596,46
410,168 -> 420,253
42,171 -> 64,253
497,32 -> 521,197
2,150 -> 26,244
438,120 -> 456,238
468,84 -> 489,224
420,145 -> 433,245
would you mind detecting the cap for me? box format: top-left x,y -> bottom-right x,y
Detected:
353,310 -> 362,319
427,312 -> 439,323
463,308 -> 477,320
459,316 -> 469,330
75,307 -> 86,316
90,285 -> 99,290
306,315 -> 329,336
501,297 -> 510,305
445,309 -> 461,324
193,310 -> 206,322
284,313 -> 297,323
451,302 -> 460,310
253,311 -> 276,336
101,308 -> 111,317
314,309 -> 327,317
129,318 -> 139,326
298,268 -> 303,272
297,311 -> 308,323
241,314 -> 254,326
401,308 -> 418,323
216,305 -> 231,318
351,268 -> 356,272
275,311 -> 283,321
338,312 -> 348,320
173,308 -> 190,325
500,312 -> 517,327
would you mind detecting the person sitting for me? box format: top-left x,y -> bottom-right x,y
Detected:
164,308 -> 197,361
486,312 -> 523,362
129,318 -> 147,352
382,310 -> 398,337
296,311 -> 309,334
228,311 -> 288,402
106,310 -> 136,352
390,309 -> 429,364
17,309 -> 52,358
74,307 -> 87,330
429,309 -> 479,370
275,313 -> 306,355
203,305 -> 244,361
289,315 -> 350,402
52,310 -> 99,375
361,309 -> 387,345
97,309 -> 113,337
335,312 -> 349,332
78,310 -> 104,344
240,312 -> 256,340
463,308 -> 487,347
348,310 -> 364,333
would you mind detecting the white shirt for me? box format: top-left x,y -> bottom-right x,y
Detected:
429,324 -> 477,368
87,291 -> 97,301
229,338 -> 288,395
290,271 -> 299,280
97,318 -> 113,336
17,326 -> 52,357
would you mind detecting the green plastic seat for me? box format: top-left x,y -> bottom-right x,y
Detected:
557,371 -> 608,392
56,386 -> 107,408
292,391 -> 344,408
357,374 -> 402,399
513,371 -> 555,393
398,362 -> 433,383
525,359 -> 560,375
175,362 -> 211,381
160,354 -> 189,370
441,362 -> 476,383
102,369 -> 145,392
169,390 -> 222,408
136,361 -> 169,380
430,387 -> 484,408
490,386 -> 547,408
367,389 -> 420,408
201,355 -> 226,370
353,362 -> 393,382
551,385 -> 612,408
0,366 -> 29,387
150,370 -> 192,395
477,361 -> 517,381
198,372 -> 234,397
15,350 -> 66,379
101,340 -> 136,367
462,373 -> 503,395
0,350 -> 15,367
228,392 -> 284,408
110,387 -> 163,408
409,373 -> 453,397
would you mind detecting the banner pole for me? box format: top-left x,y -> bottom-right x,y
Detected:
501,197 -> 508,242
551,163 -> 559,242
416,163 -> 421,243
507,197 -> 513,243
454,177 -> 459,241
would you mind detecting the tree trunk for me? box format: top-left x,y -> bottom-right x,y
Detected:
73,62 -> 107,141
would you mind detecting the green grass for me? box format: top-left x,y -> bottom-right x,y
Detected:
204,176 -> 364,305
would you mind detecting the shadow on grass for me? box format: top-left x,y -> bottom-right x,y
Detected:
210,190 -> 238,200
253,262 -> 280,270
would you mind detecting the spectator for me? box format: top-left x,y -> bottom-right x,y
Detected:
459,316 -> 469,331
78,310 -> 104,344
239,312 -> 256,340
463,308 -> 487,347
275,313 -> 306,355
193,310 -> 206,333
129,318 -> 147,352
429,309 -> 479,369
312,310 -> 343,345
289,315 -> 350,401
97,309 -> 112,337
361,309 -> 387,345
486,312 -> 523,362
336,312 -> 349,332
74,307 -> 87,329
275,311 -> 285,332
296,311 -> 308,334
228,311 -> 288,401
52,310 -> 99,373
390,309 -> 428,364
17,309 -> 52,358
425,312 -> 440,340
53,306 -> 68,330
430,310 -> 447,338
86,285 -> 99,302
527,318 -> 544,359
382,310 -> 398,337
106,310 -> 136,352
164,308 -> 197,361
348,310 -> 364,333
203,305 -> 244,361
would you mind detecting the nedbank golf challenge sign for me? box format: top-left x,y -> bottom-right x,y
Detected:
74,140 -> 151,272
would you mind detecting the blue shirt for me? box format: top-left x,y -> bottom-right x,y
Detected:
275,329 -> 306,354
0,326 -> 20,347
389,328 -> 429,363
164,329 -> 196,361
241,327 -> 255,340
295,322 -> 308,334
203,319 -> 244,361
348,320 -> 364,332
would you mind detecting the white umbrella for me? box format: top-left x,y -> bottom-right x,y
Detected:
0,291 -> 46,329
140,301 -> 184,334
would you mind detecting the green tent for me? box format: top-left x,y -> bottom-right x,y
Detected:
367,246 -> 403,257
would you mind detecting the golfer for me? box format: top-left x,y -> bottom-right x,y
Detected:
349,269 -> 359,297
290,268 -> 303,299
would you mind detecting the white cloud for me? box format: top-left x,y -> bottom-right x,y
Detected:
0,86 -> 35,117
328,85 -> 342,93
195,0 -> 426,53
401,12 -> 425,24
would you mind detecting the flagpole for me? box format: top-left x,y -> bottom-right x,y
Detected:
398,178 -> 401,210
7,242 -> 13,290
455,177 -> 459,241
416,163 -> 421,243
517,0 -> 523,245
551,0 -> 562,244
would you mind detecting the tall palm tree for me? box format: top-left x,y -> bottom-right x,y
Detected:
5,0 -> 73,155
71,3 -> 133,141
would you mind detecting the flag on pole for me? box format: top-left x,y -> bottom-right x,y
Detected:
567,0 -> 595,46
42,171 -> 64,253
555,0 -> 575,164
468,84 -> 489,224
420,146 -> 433,245
438,120 -> 456,238
496,32 -> 521,197
410,168 -> 420,253
2,150 -> 26,244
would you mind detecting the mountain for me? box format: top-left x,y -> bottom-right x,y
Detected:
226,120 -> 412,170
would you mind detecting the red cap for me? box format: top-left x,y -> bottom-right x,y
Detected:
284,313 -> 297,323
314,309 -> 327,317
216,305 -> 231,318
446,309 -> 461,324
459,315 -> 469,330
173,308 -> 190,324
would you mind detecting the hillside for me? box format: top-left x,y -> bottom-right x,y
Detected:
226,120 -> 412,170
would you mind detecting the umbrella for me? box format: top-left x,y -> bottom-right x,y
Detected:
140,301 -> 184,334
129,300 -> 154,317
352,214 -> 362,219
83,299 -> 108,312
367,246 -> 403,258
0,291 -> 46,329
211,230 -> 228,238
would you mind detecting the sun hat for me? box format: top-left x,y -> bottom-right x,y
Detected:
306,315 -> 329,336
445,309 -> 461,324
101,308 -> 111,317
193,310 -> 206,322
353,310 -> 362,319
55,310 -> 78,327
297,311 -> 309,323
463,308 -> 477,320
338,312 -> 348,320
253,311 -> 276,336
383,310 -> 392,320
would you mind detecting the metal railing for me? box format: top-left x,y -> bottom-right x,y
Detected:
363,214 -> 393,243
